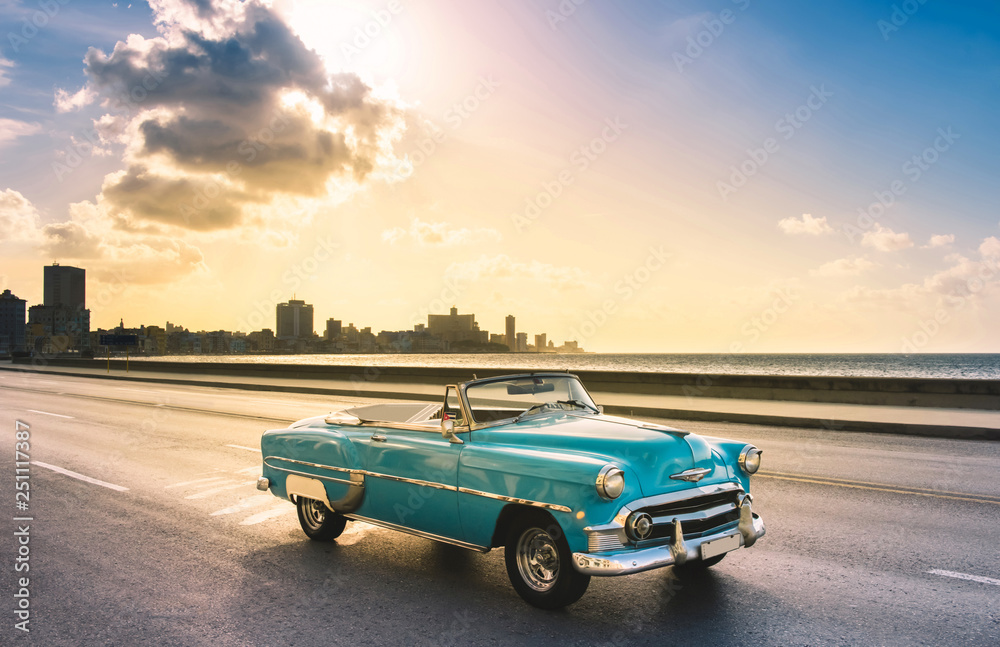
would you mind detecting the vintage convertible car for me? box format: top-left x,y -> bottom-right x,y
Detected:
257,372 -> 765,608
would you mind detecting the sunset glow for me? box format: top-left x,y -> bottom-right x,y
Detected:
1,0 -> 998,352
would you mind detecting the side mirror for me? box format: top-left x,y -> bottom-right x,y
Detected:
441,419 -> 463,444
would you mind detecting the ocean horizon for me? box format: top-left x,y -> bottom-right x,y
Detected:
134,352 -> 1000,380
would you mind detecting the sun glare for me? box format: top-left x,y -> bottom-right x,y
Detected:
281,0 -> 409,79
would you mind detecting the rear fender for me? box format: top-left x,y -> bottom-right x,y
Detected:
261,427 -> 366,513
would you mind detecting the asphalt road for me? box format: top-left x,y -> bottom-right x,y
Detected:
1,371 -> 998,646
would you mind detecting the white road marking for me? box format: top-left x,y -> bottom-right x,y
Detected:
185,481 -> 256,499
241,505 -> 295,525
164,476 -> 230,489
226,444 -> 261,453
32,461 -> 129,492
236,465 -> 262,474
928,569 -> 1000,586
211,495 -> 273,516
27,409 -> 74,419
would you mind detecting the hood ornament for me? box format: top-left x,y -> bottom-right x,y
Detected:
670,467 -> 711,482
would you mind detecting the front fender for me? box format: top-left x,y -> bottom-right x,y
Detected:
458,444 -> 638,552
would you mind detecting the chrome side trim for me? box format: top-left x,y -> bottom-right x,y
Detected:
264,455 -> 361,475
266,461 -> 364,489
265,456 -> 571,513
365,471 -> 458,492
457,487 -> 572,513
344,514 -> 491,553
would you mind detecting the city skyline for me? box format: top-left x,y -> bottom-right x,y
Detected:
1,1 -> 999,352
2,261 -> 581,355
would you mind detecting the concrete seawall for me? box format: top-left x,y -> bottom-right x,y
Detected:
12,357 -> 1000,409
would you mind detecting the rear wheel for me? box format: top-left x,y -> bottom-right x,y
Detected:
504,511 -> 590,609
296,497 -> 348,541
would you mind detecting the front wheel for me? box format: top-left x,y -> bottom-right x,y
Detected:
504,511 -> 590,609
296,497 -> 348,541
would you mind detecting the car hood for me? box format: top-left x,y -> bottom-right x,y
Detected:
479,413 -> 726,497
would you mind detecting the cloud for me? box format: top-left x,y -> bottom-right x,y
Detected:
0,56 -> 12,88
923,233 -> 954,249
810,257 -> 877,277
845,236 -> 1000,307
1,191 -> 205,284
861,224 -> 913,251
446,254 -> 597,291
977,236 -> 999,260
382,218 -> 501,247
62,0 -> 406,233
54,85 -> 98,112
778,213 -> 833,236
0,118 -> 42,148
0,189 -> 43,243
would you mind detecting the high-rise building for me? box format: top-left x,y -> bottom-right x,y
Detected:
427,306 -> 487,344
515,332 -> 528,352
534,333 -> 547,352
28,264 -> 91,351
44,263 -> 86,309
276,298 -> 314,339
505,315 -> 515,350
0,289 -> 27,353
325,318 -> 342,340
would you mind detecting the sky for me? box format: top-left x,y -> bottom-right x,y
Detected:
1,0 -> 999,353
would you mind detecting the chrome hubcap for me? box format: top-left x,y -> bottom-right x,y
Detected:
516,527 -> 559,592
303,499 -> 326,529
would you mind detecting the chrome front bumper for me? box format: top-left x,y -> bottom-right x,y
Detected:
573,506 -> 766,576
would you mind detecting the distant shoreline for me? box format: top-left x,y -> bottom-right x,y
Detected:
13,351 -> 1000,380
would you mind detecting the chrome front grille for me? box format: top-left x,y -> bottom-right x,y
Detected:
588,531 -> 626,553
638,488 -> 742,541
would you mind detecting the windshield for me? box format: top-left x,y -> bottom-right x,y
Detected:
464,375 -> 598,424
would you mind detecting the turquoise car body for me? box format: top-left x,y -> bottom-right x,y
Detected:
258,373 -> 765,576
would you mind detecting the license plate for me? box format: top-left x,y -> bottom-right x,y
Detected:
701,533 -> 741,560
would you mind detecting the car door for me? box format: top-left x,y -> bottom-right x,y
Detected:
362,423 -> 464,541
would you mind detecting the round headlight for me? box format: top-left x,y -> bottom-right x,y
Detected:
625,512 -> 653,541
596,465 -> 625,500
739,445 -> 762,475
